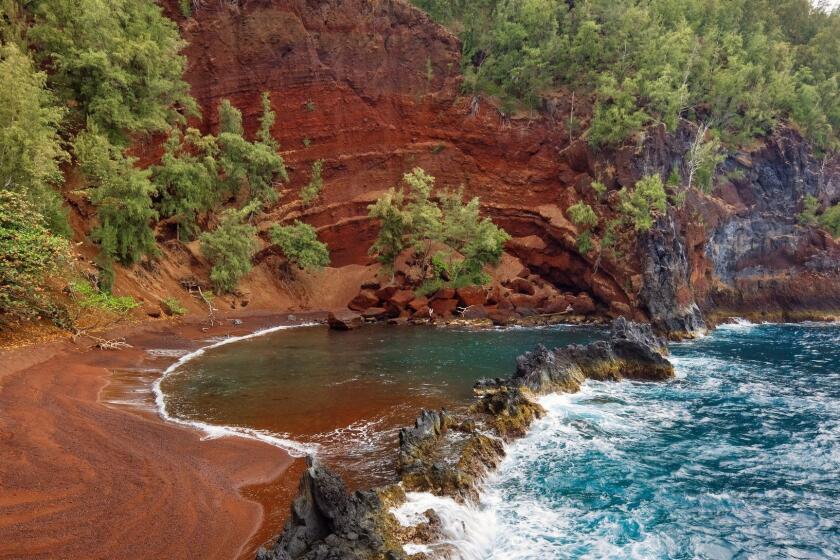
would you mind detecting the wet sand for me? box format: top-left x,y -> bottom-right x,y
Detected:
0,314 -> 319,560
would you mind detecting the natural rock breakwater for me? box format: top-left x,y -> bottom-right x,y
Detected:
257,318 -> 674,559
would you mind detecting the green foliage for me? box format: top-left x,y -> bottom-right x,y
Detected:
589,76 -> 649,147
302,137 -> 312,148
69,280 -> 139,314
200,207 -> 259,293
618,174 -> 668,232
567,201 -> 598,228
591,180 -> 607,197
0,43 -> 69,237
162,297 -> 186,315
217,97 -> 288,205
178,0 -> 192,18
367,188 -> 408,268
305,99 -> 316,112
799,194 -> 820,225
412,0 -> 840,150
301,160 -> 324,206
29,0 -> 196,145
218,100 -> 244,135
819,203 -> 840,237
257,92 -> 278,149
270,221 -> 330,271
801,195 -> 840,237
0,190 -> 70,324
567,201 -> 598,254
152,128 -> 220,240
368,168 -> 510,288
75,127 -> 159,265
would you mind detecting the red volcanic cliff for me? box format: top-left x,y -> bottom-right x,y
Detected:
125,0 -> 839,331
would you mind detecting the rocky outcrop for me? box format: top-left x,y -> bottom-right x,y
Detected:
477,317 -> 673,395
261,319 -> 675,559
256,456 -> 410,560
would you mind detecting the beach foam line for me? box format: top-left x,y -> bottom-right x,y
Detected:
152,322 -> 320,458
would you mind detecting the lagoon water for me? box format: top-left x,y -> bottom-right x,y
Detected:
162,321 -> 840,558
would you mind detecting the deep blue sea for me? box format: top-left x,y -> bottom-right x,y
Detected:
395,321 -> 840,559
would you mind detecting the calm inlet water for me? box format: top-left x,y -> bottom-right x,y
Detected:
162,321 -> 840,558
160,324 -> 603,486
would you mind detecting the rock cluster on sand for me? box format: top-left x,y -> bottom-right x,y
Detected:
338,271 -> 605,329
258,318 -> 674,559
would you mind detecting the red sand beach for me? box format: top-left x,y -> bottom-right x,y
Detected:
0,315 -> 317,560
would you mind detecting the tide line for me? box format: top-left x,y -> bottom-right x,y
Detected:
151,322 -> 320,457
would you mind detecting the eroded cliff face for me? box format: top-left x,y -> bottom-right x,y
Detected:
145,0 -> 838,332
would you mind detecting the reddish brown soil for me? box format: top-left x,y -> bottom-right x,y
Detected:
0,315 -> 316,560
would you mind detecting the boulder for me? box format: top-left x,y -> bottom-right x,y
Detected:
388,289 -> 416,308
543,294 -> 573,314
488,309 -> 516,326
327,311 -> 363,330
509,293 -> 542,310
432,287 -> 456,300
408,296 -> 429,312
348,289 -> 379,312
429,298 -> 459,317
375,284 -> 399,301
456,286 -> 487,307
570,293 -> 596,315
362,307 -> 389,321
510,277 -> 536,295
461,305 -> 489,320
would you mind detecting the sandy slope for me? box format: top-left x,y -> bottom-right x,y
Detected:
0,317 -> 310,560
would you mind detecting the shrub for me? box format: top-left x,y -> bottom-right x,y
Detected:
567,201 -> 598,254
820,203 -> 840,237
270,221 -> 330,271
368,167 -> 510,287
217,97 -> 288,205
69,280 -> 139,314
75,127 -> 159,265
300,160 -> 324,206
0,190 -> 71,324
618,174 -> 668,232
162,297 -> 186,316
153,128 -> 220,240
200,207 -> 259,293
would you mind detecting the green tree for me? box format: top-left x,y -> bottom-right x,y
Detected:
270,221 -> 330,271
217,97 -> 288,205
368,167 -> 509,287
29,0 -> 196,145
301,159 -> 324,206
0,190 -> 70,325
618,174 -> 668,232
200,207 -> 259,293
0,43 -> 69,236
153,128 -> 220,240
75,127 -> 159,265
567,201 -> 598,254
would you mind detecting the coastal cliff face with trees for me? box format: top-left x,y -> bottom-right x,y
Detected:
1,0 -> 839,340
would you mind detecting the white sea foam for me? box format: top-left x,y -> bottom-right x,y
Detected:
716,317 -> 757,331
152,322 -> 320,457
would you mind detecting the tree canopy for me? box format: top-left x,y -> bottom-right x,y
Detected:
413,0 -> 840,151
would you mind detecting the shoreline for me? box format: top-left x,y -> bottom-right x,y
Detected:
0,311 -> 323,560
2,311 -> 837,560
